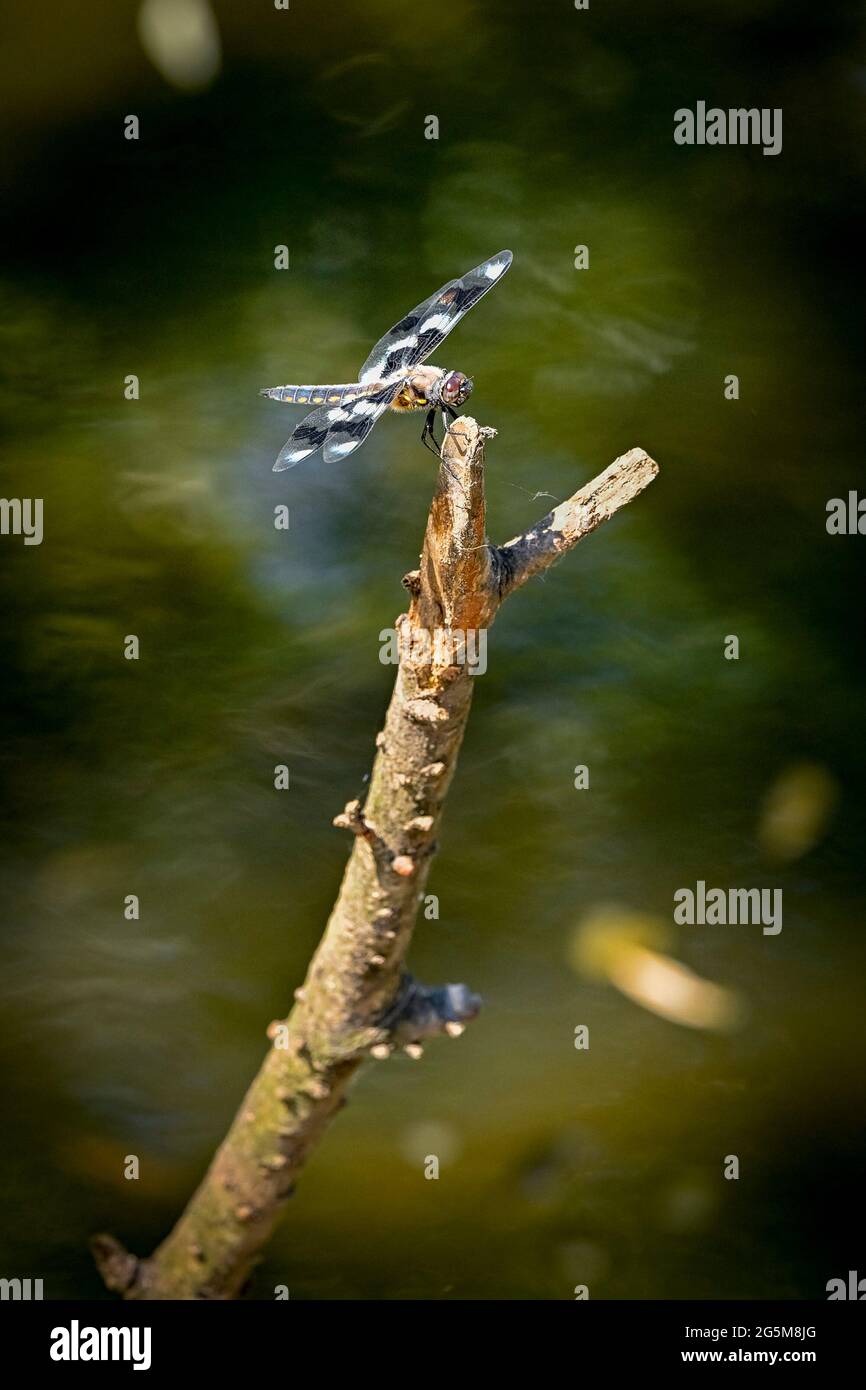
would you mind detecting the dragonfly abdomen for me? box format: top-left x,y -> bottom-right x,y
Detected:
259,383 -> 370,405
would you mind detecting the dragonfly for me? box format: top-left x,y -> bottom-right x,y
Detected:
260,250 -> 512,470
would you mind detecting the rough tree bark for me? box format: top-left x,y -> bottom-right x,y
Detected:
92,419 -> 659,1299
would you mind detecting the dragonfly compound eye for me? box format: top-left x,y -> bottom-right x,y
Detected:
443,371 -> 473,405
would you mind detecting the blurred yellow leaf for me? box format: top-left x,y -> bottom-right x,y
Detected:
758,761 -> 838,861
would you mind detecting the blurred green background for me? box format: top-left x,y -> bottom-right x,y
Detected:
1,0 -> 865,1299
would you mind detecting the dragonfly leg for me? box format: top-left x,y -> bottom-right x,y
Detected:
420,408 -> 467,496
429,406 -> 470,494
420,408 -> 441,457
442,403 -> 471,450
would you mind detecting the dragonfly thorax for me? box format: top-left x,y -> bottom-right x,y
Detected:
392,366 -> 473,413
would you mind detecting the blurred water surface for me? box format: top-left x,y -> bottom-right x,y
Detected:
1,0 -> 864,1298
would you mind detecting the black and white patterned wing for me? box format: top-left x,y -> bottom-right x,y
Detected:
321,379 -> 402,464
358,250 -> 513,386
273,380 -> 401,471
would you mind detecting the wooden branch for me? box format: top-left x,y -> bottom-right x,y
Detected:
92,419 -> 658,1300
494,446 -> 659,599
412,420 -> 495,634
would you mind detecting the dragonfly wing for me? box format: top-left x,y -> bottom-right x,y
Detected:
273,403 -> 332,470
321,380 -> 402,463
358,250 -> 512,385
272,380 -> 401,471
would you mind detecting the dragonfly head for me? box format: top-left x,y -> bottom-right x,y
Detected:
441,371 -> 474,407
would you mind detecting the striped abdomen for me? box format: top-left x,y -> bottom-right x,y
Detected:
259,383 -> 372,406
